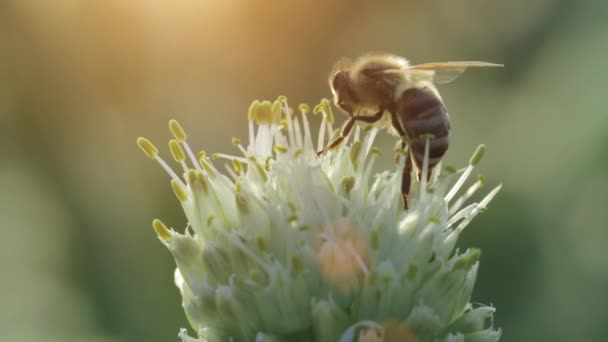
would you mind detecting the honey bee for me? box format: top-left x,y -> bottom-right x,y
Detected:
318,53 -> 502,207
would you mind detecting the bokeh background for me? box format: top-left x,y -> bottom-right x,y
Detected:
1,1 -> 607,341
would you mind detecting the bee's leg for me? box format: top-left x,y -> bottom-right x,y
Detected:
389,112 -> 408,164
401,150 -> 413,209
315,117 -> 356,157
316,109 -> 385,156
393,140 -> 408,165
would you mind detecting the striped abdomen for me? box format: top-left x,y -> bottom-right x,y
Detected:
395,87 -> 450,170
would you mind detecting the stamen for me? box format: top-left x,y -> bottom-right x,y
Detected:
444,165 -> 473,203
323,106 -> 335,143
248,100 -> 259,122
449,174 -> 485,215
349,141 -> 362,171
231,159 -> 244,174
248,120 -> 255,153
171,179 -> 190,202
138,138 -> 183,182
169,119 -> 187,143
361,128 -> 379,161
469,144 -> 486,166
182,140 -> 203,172
341,176 -> 355,194
272,99 -> 283,122
447,203 -> 477,228
168,119 -> 203,172
213,153 -> 248,164
479,184 -> 502,209
284,100 -> 296,149
315,103 -> 327,150
419,137 -> 431,199
169,139 -> 186,162
320,98 -> 335,124
169,139 -> 188,172
361,152 -> 378,187
223,163 -> 238,181
298,103 -> 314,151
152,219 -> 173,241
293,117 -> 303,149
273,145 -> 288,154
137,137 -> 159,159
157,157 -> 183,182
255,101 -> 274,125
449,185 -> 501,234
298,103 -> 310,114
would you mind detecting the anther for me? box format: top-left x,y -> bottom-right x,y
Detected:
469,144 -> 486,166
298,103 -> 310,114
171,179 -> 189,202
169,139 -> 186,162
169,119 -> 187,142
152,219 -> 172,241
248,100 -> 260,121
255,101 -> 274,125
137,137 -> 159,159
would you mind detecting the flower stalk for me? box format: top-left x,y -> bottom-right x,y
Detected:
137,97 -> 501,342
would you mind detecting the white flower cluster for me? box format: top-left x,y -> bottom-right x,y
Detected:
137,97 -> 501,342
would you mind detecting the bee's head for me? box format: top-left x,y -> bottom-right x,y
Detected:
330,70 -> 357,114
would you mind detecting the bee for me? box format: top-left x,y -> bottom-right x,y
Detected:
317,53 -> 502,207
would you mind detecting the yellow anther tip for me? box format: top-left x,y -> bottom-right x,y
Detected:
186,169 -> 198,184
313,99 -> 335,123
171,179 -> 189,202
470,144 -> 486,166
232,159 -> 244,173
341,176 -> 355,194
273,145 -> 288,154
152,219 -> 172,241
312,104 -> 323,115
255,101 -> 274,125
248,100 -> 260,121
169,119 -> 187,142
169,139 -> 186,162
272,99 -> 283,120
137,137 -> 158,159
298,103 -> 310,113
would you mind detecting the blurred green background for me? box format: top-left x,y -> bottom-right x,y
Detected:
1,1 -> 607,341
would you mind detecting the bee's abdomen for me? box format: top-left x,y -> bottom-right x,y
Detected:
396,87 -> 450,169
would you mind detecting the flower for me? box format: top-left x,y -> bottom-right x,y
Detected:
137,97 -> 502,342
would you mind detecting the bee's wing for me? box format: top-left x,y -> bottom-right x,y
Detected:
408,61 -> 503,84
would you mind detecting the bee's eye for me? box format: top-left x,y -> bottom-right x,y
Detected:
332,71 -> 349,91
